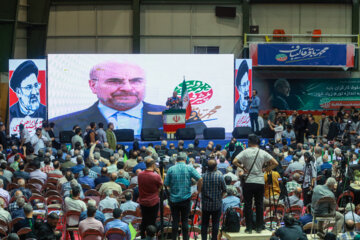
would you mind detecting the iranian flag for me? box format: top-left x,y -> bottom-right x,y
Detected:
181,80 -> 192,120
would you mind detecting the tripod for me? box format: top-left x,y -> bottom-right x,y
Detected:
267,171 -> 280,231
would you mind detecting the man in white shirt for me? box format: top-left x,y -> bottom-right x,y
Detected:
224,166 -> 238,181
30,128 -> 48,154
120,192 -> 139,224
0,179 -> 10,208
99,189 -> 120,220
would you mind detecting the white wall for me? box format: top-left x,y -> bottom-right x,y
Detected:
46,5 -> 133,53
14,0 -> 28,58
46,3 -> 354,53
140,5 -> 243,55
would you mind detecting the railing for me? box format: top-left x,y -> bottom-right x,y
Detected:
244,33 -> 360,48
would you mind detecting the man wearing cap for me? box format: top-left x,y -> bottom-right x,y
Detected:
9,60 -> 46,120
50,61 -> 206,135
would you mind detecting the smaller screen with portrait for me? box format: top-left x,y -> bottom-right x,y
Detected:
9,59 -> 47,136
48,54 -> 234,135
234,59 -> 252,127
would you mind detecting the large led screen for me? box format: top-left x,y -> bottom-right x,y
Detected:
48,54 -> 234,135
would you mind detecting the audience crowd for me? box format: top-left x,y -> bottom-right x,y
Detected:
0,107 -> 360,240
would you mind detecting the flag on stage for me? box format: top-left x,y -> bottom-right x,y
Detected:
129,222 -> 137,240
181,80 -> 192,120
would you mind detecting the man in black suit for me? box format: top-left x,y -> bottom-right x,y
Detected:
50,61 -> 205,135
9,60 -> 46,122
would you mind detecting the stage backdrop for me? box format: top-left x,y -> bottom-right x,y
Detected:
9,59 -> 47,136
254,78 -> 360,110
234,59 -> 252,127
48,54 -> 234,134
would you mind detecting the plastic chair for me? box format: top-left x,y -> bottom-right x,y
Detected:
47,177 -> 60,185
64,210 -> 81,240
273,29 -> 285,40
337,191 -> 354,208
311,196 -> 337,238
17,227 -> 32,237
85,189 -> 100,197
47,173 -> 63,178
81,184 -> 91,192
286,205 -> 302,219
6,183 -> 19,191
10,217 -> 24,232
106,227 -> 125,239
312,29 -> 322,38
81,228 -> 104,240
0,218 -> 9,233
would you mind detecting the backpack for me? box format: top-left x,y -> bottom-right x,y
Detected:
222,207 -> 240,232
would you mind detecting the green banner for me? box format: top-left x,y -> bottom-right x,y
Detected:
254,78 -> 360,110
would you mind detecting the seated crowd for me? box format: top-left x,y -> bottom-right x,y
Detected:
0,108 -> 360,239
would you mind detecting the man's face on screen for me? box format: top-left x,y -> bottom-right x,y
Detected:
16,74 -> 41,112
89,62 -> 146,111
238,73 -> 249,111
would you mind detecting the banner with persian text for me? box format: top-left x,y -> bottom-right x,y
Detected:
250,43 -> 355,68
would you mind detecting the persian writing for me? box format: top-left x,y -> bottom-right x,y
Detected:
279,45 -> 329,61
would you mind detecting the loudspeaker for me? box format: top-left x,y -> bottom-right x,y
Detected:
114,129 -> 134,142
250,25 -> 259,34
176,128 -> 196,140
203,127 -> 225,140
141,128 -> 161,141
59,131 -> 75,143
215,6 -> 236,18
232,127 -> 252,139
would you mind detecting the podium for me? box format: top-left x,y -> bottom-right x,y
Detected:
163,109 -> 186,139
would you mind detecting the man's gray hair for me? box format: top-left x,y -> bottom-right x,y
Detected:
152,152 -> 158,161
24,203 -> 33,215
325,177 -> 336,188
118,169 -> 125,178
94,152 -> 101,160
334,148 -> 341,155
105,189 -> 113,197
114,153 -> 120,160
87,199 -> 97,207
144,156 -> 152,162
314,146 -> 322,155
16,197 -> 25,207
161,140 -> 167,146
188,144 -> 194,149
226,166 -> 233,173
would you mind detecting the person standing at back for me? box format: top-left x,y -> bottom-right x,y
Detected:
164,152 -> 202,240
106,122 -> 117,151
85,122 -> 98,146
138,157 -> 163,238
96,122 -> 107,144
199,158 -> 226,240
233,134 -> 278,234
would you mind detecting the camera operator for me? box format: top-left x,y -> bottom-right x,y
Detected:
302,152 -> 317,206
248,89 -> 260,134
271,214 -> 307,240
342,119 -> 357,146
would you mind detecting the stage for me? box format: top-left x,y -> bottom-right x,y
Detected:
113,137 -> 275,151
222,229 -> 317,240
